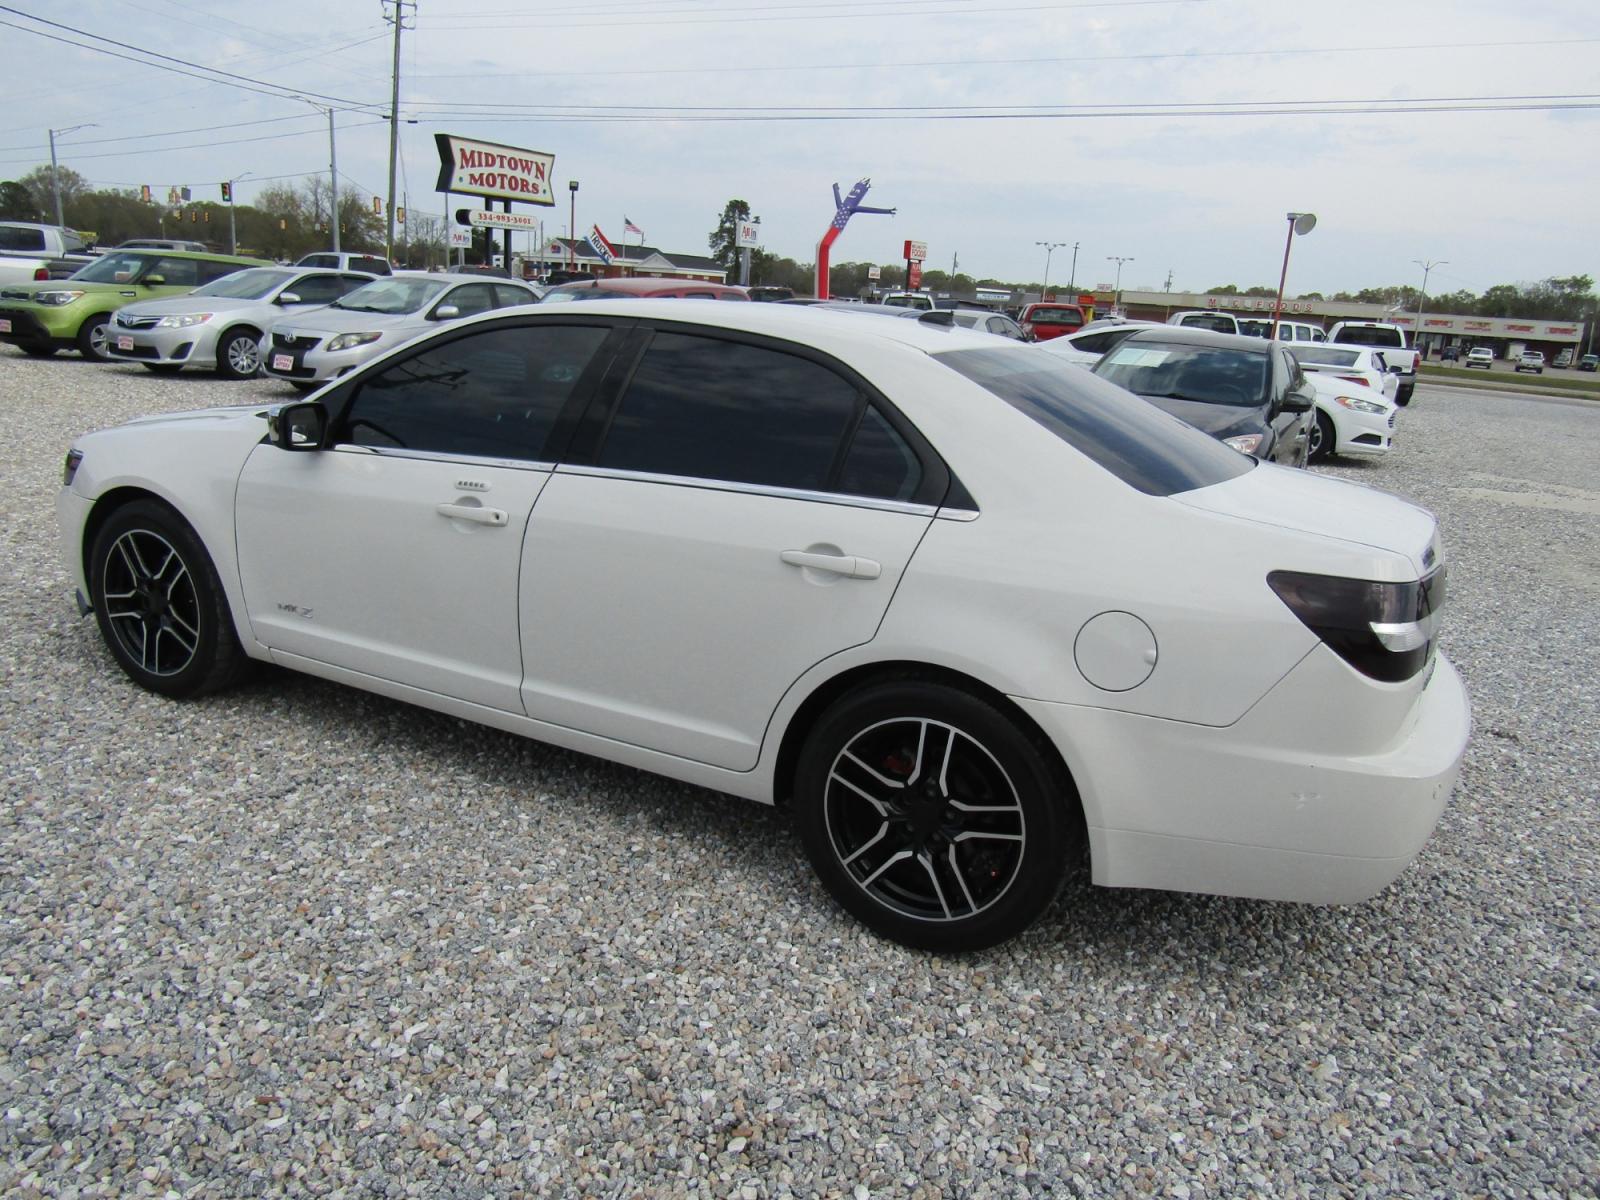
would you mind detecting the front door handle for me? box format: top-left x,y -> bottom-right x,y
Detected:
436,502 -> 508,527
780,549 -> 881,580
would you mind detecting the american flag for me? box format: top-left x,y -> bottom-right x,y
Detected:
623,217 -> 643,236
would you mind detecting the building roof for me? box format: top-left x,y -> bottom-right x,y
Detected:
539,237 -> 727,279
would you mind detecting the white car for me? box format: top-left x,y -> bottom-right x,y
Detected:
1034,320 -> 1163,367
1301,374 -> 1398,462
260,273 -> 543,389
1514,351 -> 1545,374
1288,344 -> 1400,403
1464,347 -> 1495,369
55,301 -> 1469,951
104,266 -> 377,379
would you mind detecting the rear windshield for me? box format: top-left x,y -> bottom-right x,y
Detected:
1335,325 -> 1405,348
1094,341 -> 1270,407
1289,346 -> 1360,367
1028,307 -> 1082,324
934,347 -> 1253,496
1175,313 -> 1237,334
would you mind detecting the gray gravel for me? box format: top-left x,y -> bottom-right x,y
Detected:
1,352 -> 1596,1199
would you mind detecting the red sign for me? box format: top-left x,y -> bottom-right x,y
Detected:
903,240 -> 927,262
1506,324 -> 1534,332
1547,325 -> 1577,334
908,262 -> 923,289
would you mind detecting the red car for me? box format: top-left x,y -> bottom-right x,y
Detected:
1019,302 -> 1087,341
543,277 -> 748,302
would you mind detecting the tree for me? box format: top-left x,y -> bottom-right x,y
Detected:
0,180 -> 39,221
18,163 -> 88,220
707,198 -> 750,277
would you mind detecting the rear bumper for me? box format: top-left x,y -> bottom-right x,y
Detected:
1015,648 -> 1470,903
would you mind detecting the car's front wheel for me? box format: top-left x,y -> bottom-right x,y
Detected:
75,312 -> 116,362
216,328 -> 262,380
794,681 -> 1077,951
1308,410 -> 1335,463
88,500 -> 249,698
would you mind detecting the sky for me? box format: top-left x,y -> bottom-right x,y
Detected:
2,0 -> 1596,298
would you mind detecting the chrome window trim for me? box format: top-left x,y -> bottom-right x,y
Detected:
553,463 -> 939,517
328,444 -> 555,474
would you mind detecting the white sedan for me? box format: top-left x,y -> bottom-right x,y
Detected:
1288,343 -> 1400,404
1034,320 -> 1164,368
55,301 -> 1469,951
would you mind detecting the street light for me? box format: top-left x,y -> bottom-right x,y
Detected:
1067,240 -> 1080,291
1035,241 -> 1067,301
1413,258 -> 1448,359
47,124 -> 96,228
1106,255 -> 1134,314
568,180 -> 579,272
1269,212 -> 1317,340
225,171 -> 254,256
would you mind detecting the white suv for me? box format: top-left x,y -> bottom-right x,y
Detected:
1515,351 -> 1545,375
1464,348 -> 1495,369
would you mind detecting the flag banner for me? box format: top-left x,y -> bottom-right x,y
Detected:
624,216 -> 643,236
585,225 -> 616,264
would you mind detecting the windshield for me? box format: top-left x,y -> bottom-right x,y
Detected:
70,251 -> 156,284
1028,307 -> 1082,324
1094,341 -> 1270,407
935,347 -> 1252,496
332,277 -> 446,314
190,268 -> 293,300
1289,346 -> 1360,367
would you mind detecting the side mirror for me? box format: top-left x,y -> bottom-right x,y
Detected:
144,274 -> 166,285
1281,391 -> 1314,415
277,292 -> 302,305
268,401 -> 327,451
432,304 -> 460,320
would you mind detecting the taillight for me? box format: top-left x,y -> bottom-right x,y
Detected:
1267,568 -> 1445,682
33,266 -> 49,281
1334,374 -> 1369,387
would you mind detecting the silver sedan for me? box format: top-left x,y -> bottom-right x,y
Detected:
104,267 -> 376,379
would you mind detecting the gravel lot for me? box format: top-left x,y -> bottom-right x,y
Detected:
1,353 -> 1596,1199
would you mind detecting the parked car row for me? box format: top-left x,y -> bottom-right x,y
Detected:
53,299 -> 1469,951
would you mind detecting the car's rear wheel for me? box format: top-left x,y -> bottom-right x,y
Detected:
794,681 -> 1076,952
1308,410 -> 1335,463
75,313 -> 116,362
88,500 -> 248,698
216,328 -> 262,380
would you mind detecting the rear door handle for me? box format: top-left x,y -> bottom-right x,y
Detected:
780,549 -> 881,580
436,502 -> 508,527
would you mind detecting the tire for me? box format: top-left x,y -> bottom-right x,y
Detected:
216,328 -> 262,380
87,499 -> 249,699
75,312 -> 116,362
1308,410 -> 1335,463
142,364 -> 182,375
1395,383 -> 1413,407
793,681 -> 1078,951
19,342 -> 57,358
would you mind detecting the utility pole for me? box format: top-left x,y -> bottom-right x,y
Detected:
1413,258 -> 1447,359
382,0 -> 415,262
225,171 -> 252,256
1107,256 -> 1134,314
47,124 -> 95,228
1067,241 -> 1080,291
1163,268 -> 1174,320
327,107 -> 340,252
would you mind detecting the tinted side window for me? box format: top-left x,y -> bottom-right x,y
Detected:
596,332 -> 861,491
444,283 -> 496,317
494,284 -> 536,308
0,226 -> 46,251
337,274 -> 373,295
340,325 -> 610,460
151,257 -> 202,286
284,273 -> 347,305
301,255 -> 335,268
836,406 -> 922,501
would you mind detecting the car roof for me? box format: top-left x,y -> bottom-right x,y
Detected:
1122,325 -> 1273,353
360,271 -> 533,286
549,276 -> 743,295
444,296 -> 1009,355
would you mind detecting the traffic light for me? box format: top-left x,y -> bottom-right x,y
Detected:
372,195 -> 383,215
221,181 -> 232,202
203,210 -> 210,223
396,206 -> 405,225
139,184 -> 151,203
189,210 -> 198,223
279,218 -> 287,230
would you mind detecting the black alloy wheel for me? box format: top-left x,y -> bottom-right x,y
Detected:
1308,410 -> 1335,463
795,682 -> 1076,951
88,500 -> 248,698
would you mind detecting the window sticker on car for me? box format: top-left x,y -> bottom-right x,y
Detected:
1106,347 -> 1172,368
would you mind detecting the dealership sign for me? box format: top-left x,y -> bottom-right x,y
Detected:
457,208 -> 541,231
435,134 -> 556,205
736,221 -> 760,248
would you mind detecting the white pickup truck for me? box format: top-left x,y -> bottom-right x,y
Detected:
0,222 -> 97,284
1328,320 -> 1420,406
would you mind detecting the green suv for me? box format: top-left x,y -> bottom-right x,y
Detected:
0,248 -> 271,361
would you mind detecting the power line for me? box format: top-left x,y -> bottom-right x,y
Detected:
0,113 -> 327,155
403,36 -> 1600,83
423,0 -> 1212,28
0,6 -> 381,112
0,119 -> 390,167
